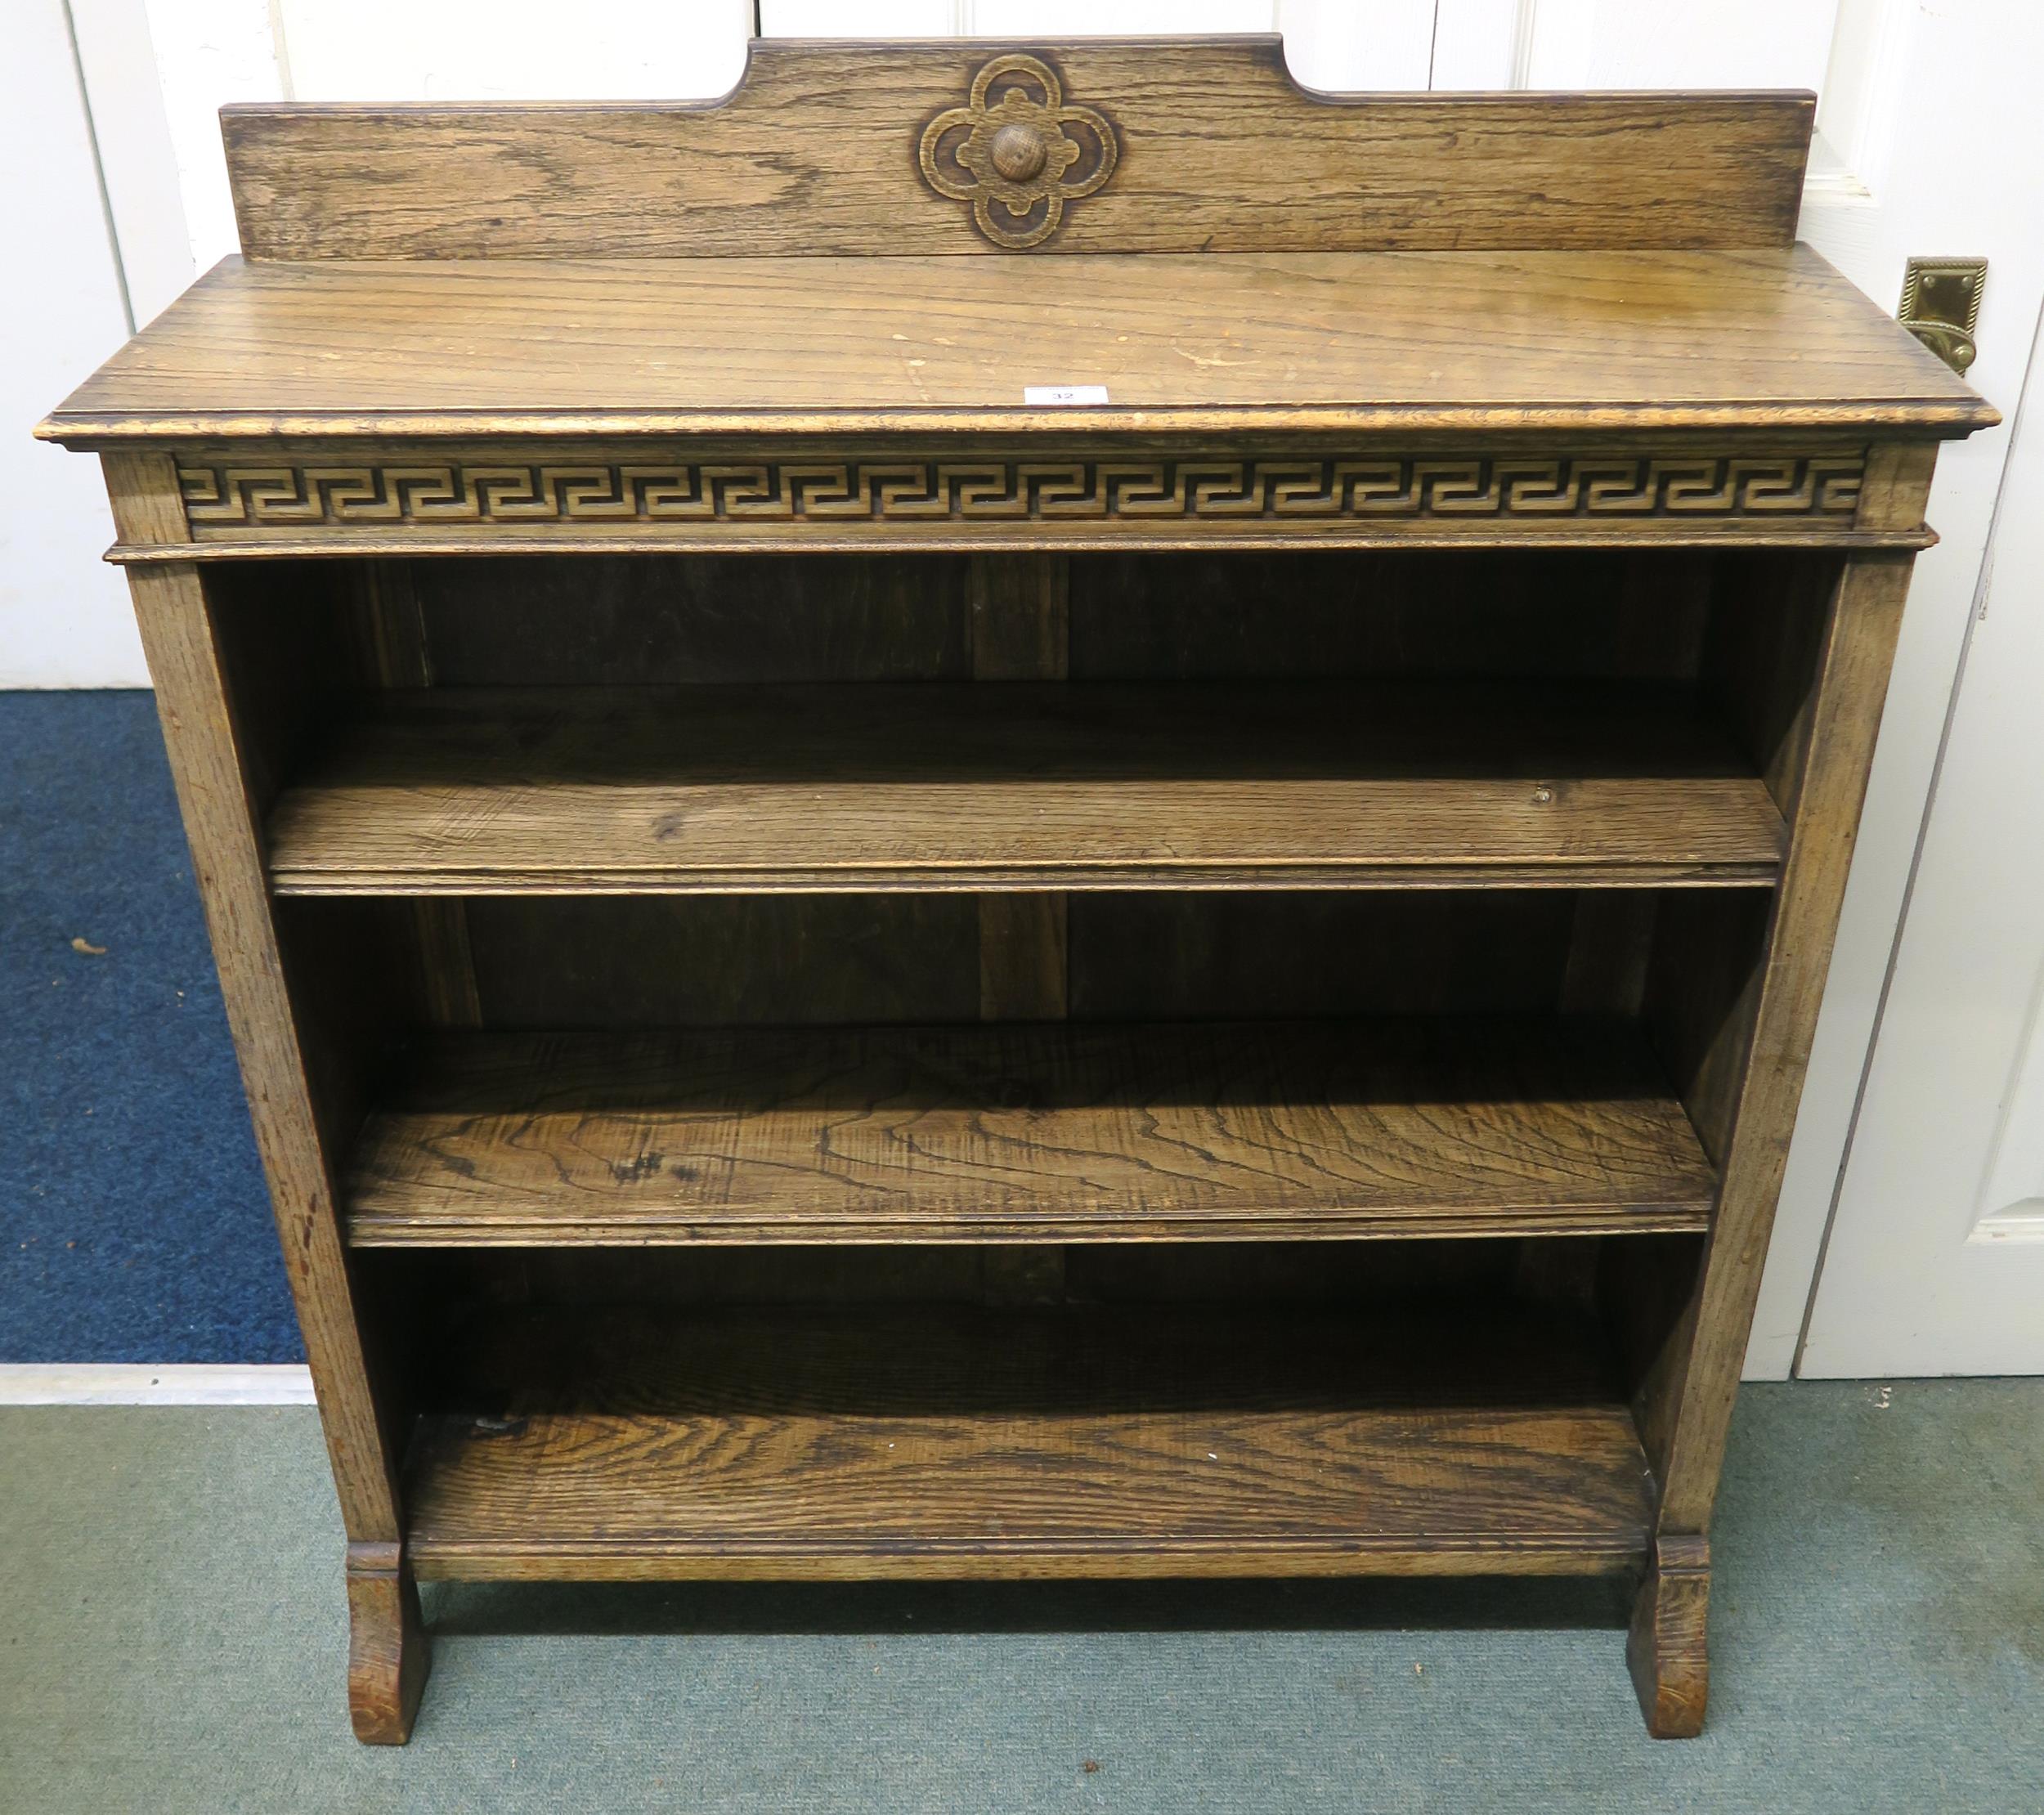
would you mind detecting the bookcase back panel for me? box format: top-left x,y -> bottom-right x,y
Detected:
406,548 -> 1717,689
465,895 -> 980,1029
219,43 -> 1810,262
385,1237 -> 1534,1322
1069,551 -> 1710,680
457,891 -> 1585,1031
413,553 -> 973,686
1069,894 -> 1580,1021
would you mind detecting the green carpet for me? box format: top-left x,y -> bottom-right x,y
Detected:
2,1381 -> 2039,1813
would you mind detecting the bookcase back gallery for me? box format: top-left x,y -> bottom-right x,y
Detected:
38,37 -> 1993,1745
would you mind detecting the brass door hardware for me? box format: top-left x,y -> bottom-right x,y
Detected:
1900,258 -> 1987,374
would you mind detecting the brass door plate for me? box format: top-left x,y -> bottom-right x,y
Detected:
1899,258 -> 1987,374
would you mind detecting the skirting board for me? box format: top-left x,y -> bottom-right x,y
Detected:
0,1364 -> 316,1405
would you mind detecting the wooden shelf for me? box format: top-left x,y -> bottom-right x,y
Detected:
40,246 -> 1991,451
268,680 -> 1785,894
404,1304 -> 1655,1580
344,1017 -> 1715,1247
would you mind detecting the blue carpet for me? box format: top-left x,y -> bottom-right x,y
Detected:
0,689 -> 300,1361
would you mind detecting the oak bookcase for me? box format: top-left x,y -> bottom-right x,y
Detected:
40,38 -> 1995,1742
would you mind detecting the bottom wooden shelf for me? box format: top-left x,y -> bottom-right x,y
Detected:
405,1305 -> 1654,1581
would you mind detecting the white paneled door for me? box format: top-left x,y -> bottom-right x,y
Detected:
1794,299 -> 2044,1374
1741,2 -> 2044,1377
1473,0 -> 2044,1378
758,2 -> 1443,86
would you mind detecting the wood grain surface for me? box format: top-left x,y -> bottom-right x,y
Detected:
343,1018 -> 1717,1247
344,1541 -> 428,1745
403,1303 -> 1654,1579
447,891 -> 1589,1033
263,680 -> 1787,894
1629,1533 -> 1710,1738
970,551 -> 1071,1024
217,42 -> 1811,261
1067,547 -> 1715,683
413,550 -> 975,688
1653,553 -> 1917,1530
348,558 -> 485,1028
104,457 -> 405,1544
40,245 -> 1991,446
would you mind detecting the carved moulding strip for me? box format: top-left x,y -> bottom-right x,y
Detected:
178,452 -> 1868,535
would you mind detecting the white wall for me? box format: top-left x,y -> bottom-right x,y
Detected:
2,1 -> 146,686
86,0 -> 757,320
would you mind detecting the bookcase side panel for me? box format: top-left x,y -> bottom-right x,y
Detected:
101,453 -> 405,1544
1647,549 -> 1918,1540
1652,446 -> 1937,1535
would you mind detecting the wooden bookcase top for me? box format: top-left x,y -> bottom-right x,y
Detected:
36,40 -> 1988,446
40,244 -> 1988,446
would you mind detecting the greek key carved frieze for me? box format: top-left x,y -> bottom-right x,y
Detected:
176,454 -> 1867,532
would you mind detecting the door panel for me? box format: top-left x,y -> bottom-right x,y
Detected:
1517,0 -> 1839,92
759,3 -> 964,31
762,2 -> 1441,88
276,0 -> 753,101
1797,294 -> 2044,1375
1748,1 -> 2044,1375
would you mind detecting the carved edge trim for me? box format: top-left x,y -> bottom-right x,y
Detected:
176,452 -> 1869,532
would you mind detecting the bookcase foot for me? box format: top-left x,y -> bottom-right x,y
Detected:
347,1542 -> 430,1745
1628,1534 -> 1710,1737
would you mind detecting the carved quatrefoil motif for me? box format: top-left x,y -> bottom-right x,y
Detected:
918,53 -> 1119,249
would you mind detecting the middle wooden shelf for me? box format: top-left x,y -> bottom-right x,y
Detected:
265,679 -> 1786,894
343,1015 -> 1715,1248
